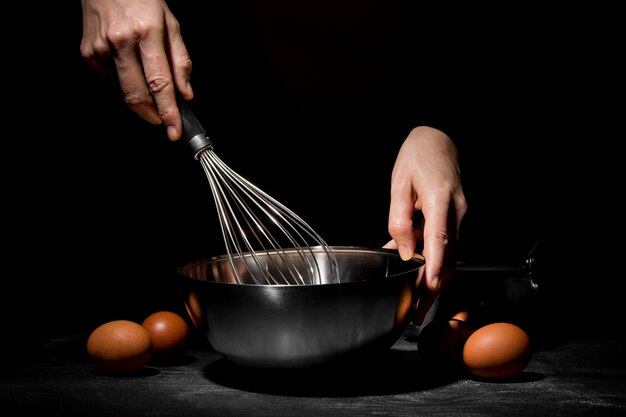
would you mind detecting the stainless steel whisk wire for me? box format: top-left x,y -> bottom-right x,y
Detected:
178,95 -> 338,285
198,149 -> 333,285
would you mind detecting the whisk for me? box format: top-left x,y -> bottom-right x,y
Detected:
177,96 -> 338,286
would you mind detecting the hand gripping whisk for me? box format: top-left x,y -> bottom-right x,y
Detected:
177,96 -> 339,285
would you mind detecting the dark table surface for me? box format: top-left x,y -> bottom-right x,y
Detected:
2,324 -> 625,417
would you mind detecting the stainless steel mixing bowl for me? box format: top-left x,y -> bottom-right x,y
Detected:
178,246 -> 425,368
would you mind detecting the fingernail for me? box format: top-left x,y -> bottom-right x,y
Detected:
431,276 -> 440,292
167,126 -> 179,141
399,245 -> 412,261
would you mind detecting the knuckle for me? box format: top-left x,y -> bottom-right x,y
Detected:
79,42 -> 92,60
176,57 -> 193,73
106,28 -> 133,49
388,222 -> 409,238
107,20 -> 154,49
92,40 -> 110,58
158,105 -> 176,123
146,76 -> 171,94
430,230 -> 449,246
123,91 -> 149,108
80,39 -> 109,60
457,198 -> 468,215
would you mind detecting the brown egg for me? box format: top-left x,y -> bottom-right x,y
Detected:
418,318 -> 477,367
451,310 -> 471,322
462,322 -> 531,379
86,320 -> 153,373
141,311 -> 190,362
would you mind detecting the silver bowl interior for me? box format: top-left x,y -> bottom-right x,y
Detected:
178,246 -> 425,368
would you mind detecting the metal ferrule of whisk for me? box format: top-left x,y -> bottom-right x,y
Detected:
188,134 -> 213,160
177,94 -> 339,286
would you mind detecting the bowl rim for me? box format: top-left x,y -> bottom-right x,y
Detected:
177,246 -> 425,287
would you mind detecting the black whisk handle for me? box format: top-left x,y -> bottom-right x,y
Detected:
176,93 -> 213,159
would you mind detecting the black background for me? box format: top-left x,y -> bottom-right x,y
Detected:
5,2 -> 621,344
